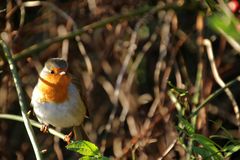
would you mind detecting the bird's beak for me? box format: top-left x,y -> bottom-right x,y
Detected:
59,71 -> 66,75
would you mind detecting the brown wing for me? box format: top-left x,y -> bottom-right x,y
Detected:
70,73 -> 91,119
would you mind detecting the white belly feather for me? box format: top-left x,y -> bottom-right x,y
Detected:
31,83 -> 86,128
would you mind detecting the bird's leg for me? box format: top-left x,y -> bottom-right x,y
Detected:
64,131 -> 73,144
40,124 -> 49,133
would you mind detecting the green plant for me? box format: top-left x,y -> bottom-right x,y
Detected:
207,0 -> 240,52
66,140 -> 109,160
167,78 -> 240,159
177,115 -> 240,159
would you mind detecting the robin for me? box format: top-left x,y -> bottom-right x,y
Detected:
31,58 -> 87,141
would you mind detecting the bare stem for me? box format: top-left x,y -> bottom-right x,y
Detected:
158,139 -> 178,160
13,5 -> 154,61
0,113 -> 65,140
23,1 -> 93,76
203,39 -> 240,129
0,39 -> 42,160
190,76 -> 240,118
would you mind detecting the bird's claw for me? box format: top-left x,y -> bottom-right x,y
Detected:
64,131 -> 73,144
40,124 -> 49,133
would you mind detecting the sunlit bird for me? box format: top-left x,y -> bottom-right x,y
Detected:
31,58 -> 87,141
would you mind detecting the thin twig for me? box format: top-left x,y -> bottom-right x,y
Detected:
166,77 -> 240,159
0,8 -> 6,13
87,0 -> 97,14
142,11 -> 175,150
98,76 -> 115,104
203,39 -> 240,129
105,6 -> 160,131
187,13 -> 204,160
53,128 -> 64,160
126,33 -> 158,89
120,105 -> 176,158
10,3 -> 199,62
190,76 -> 240,118
0,40 -> 42,160
148,10 -> 174,118
13,5 -> 155,61
0,113 -> 65,140
120,75 -> 240,158
16,0 -> 25,28
178,52 -> 192,87
158,138 -> 178,160
22,1 -> 93,76
58,25 -> 69,60
105,27 -> 138,131
157,43 -> 187,159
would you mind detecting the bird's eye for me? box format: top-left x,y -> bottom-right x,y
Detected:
50,70 -> 55,74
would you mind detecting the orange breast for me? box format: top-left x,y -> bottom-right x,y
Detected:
38,74 -> 71,103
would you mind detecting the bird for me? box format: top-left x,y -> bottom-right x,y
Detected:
31,58 -> 87,142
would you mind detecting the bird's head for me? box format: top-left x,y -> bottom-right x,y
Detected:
38,58 -> 71,103
42,58 -> 68,76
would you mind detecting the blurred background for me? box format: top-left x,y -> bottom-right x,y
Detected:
1,0 -> 240,159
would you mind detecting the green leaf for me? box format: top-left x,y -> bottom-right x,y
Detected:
79,156 -> 110,160
209,13 -> 240,39
66,140 -> 101,157
168,81 -> 188,95
192,146 -> 215,160
210,135 -> 230,140
205,0 -> 220,12
209,120 -> 233,139
208,9 -> 240,51
177,115 -> 195,135
80,156 -> 94,160
101,156 -> 110,160
192,134 -> 223,159
223,144 -> 240,158
137,24 -> 150,40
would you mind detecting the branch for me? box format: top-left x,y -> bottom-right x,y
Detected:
190,76 -> 240,118
203,39 -> 240,129
13,5 -> 154,61
0,113 -> 65,140
23,1 -> 93,76
13,2 -> 199,62
0,39 -> 42,160
158,138 -> 178,160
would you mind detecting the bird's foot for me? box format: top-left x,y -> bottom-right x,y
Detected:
64,131 -> 73,144
40,124 -> 49,133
